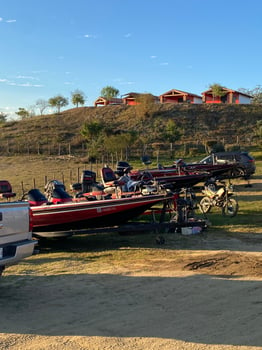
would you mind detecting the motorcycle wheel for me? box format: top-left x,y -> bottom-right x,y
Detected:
199,196 -> 212,213
222,198 -> 239,217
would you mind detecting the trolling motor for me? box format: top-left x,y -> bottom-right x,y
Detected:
71,170 -> 107,200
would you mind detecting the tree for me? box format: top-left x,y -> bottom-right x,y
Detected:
135,93 -> 156,121
209,83 -> 226,100
238,85 -> 262,104
15,107 -> 30,119
81,121 -> 104,141
100,86 -> 119,99
71,90 -> 86,107
80,120 -> 104,159
104,132 -> 138,160
48,95 -> 69,113
164,119 -> 181,143
256,120 -> 262,141
0,112 -> 8,123
36,99 -> 49,115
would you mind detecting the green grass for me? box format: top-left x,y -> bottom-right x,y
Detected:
197,160 -> 262,235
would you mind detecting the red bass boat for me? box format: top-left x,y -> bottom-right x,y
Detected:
115,159 -> 237,183
99,164 -> 209,192
30,191 -> 172,238
28,162 -> 210,238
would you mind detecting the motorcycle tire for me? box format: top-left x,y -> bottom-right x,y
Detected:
222,198 -> 239,217
199,196 -> 212,213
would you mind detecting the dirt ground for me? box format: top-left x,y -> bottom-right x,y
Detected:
0,177 -> 261,350
0,232 -> 261,350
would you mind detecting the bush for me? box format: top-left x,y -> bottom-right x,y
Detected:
188,148 -> 199,157
209,143 -> 225,153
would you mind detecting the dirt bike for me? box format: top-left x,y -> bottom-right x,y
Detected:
199,179 -> 239,217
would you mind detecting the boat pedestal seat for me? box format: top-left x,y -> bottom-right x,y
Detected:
103,186 -> 117,195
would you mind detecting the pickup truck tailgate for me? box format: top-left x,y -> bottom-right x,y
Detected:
0,201 -> 36,272
0,202 -> 32,243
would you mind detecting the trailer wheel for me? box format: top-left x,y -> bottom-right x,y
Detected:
231,167 -> 245,178
0,266 -> 5,277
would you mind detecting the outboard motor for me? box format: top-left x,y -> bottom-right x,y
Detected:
27,189 -> 48,206
80,170 -> 105,199
44,180 -> 72,204
116,161 -> 132,176
51,187 -> 72,204
81,170 -> 97,193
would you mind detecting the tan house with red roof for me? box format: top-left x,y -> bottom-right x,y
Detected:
159,89 -> 202,104
202,87 -> 252,104
94,96 -> 123,107
122,92 -> 159,105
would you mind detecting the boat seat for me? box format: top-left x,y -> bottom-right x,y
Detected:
100,166 -> 125,196
101,166 -> 118,186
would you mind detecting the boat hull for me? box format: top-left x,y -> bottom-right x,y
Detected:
130,163 -> 236,181
31,194 -> 169,233
155,173 -> 208,190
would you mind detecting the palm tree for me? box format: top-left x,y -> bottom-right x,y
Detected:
71,90 -> 86,107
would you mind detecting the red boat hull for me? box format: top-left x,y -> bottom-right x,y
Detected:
129,163 -> 236,181
31,194 -> 170,233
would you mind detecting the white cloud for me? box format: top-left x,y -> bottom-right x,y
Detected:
119,81 -> 135,85
16,75 -> 38,80
84,34 -> 97,39
0,18 -> 16,23
160,62 -> 168,66
113,78 -> 135,85
150,55 -> 157,59
7,81 -> 43,87
0,106 -> 15,112
31,70 -> 48,74
0,75 -> 42,87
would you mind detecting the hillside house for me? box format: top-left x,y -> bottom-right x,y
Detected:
122,92 -> 159,105
202,87 -> 252,104
159,89 -> 202,104
94,97 -> 123,107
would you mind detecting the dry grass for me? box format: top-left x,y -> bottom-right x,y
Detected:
1,157 -> 262,350
0,155 -> 92,197
0,156 -> 261,235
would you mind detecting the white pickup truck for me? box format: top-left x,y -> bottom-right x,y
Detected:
0,201 -> 36,276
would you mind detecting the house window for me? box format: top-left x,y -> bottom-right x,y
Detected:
221,95 -> 227,103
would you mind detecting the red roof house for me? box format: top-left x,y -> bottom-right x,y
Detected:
159,89 -> 202,104
202,87 -> 252,104
94,96 -> 123,107
122,92 -> 159,105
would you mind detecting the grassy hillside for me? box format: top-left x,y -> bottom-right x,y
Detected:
0,103 -> 261,158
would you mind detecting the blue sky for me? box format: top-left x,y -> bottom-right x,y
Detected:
1,0 -> 262,119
